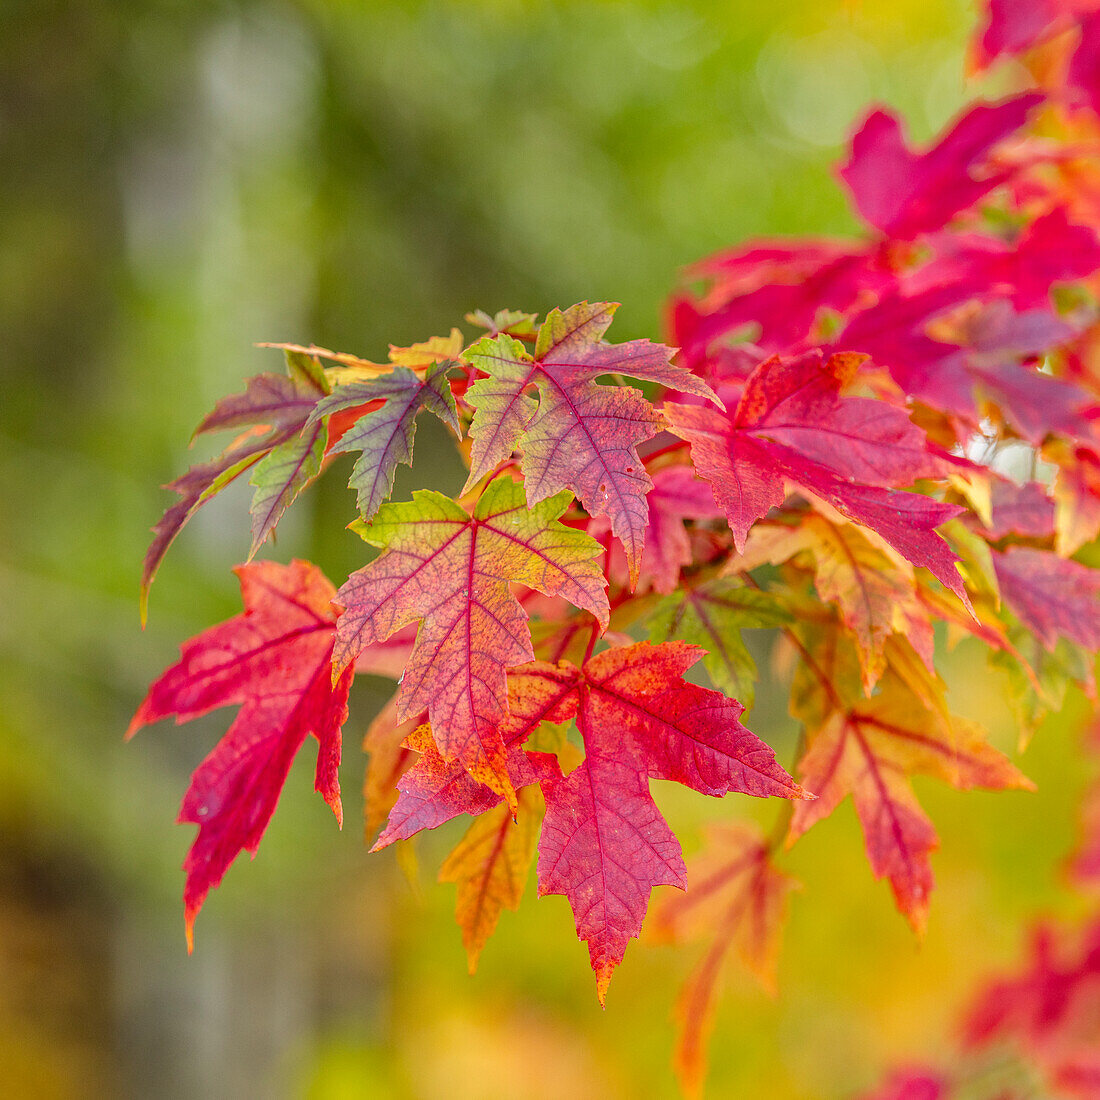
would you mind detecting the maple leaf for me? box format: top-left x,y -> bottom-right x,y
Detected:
972,0 -> 1074,67
307,359 -> 460,521
663,350 -> 969,603
839,94 -> 1042,239
439,786 -> 543,973
904,212 -> 1100,315
832,233 -> 1096,430
982,477 -> 1057,540
534,642 -> 806,1000
973,0 -> 1100,124
374,641 -> 804,997
964,919 -> 1100,1098
971,357 -> 1094,450
798,515 -> 936,693
141,351 -> 329,619
647,577 -> 791,707
332,475 -> 608,804
992,209 -> 1100,312
462,301 -> 720,586
826,285 -> 980,416
670,244 -> 890,367
653,822 -> 798,1097
127,560 -> 352,947
993,546 -> 1100,651
788,654 -> 1032,930
1068,11 -> 1100,115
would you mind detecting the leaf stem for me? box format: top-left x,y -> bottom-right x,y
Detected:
582,619 -> 601,665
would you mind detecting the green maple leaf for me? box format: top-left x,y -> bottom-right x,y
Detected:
647,577 -> 790,707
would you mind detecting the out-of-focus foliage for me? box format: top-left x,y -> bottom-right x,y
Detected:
15,1 -> 1094,1097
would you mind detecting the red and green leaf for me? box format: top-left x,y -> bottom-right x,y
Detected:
141,351 -> 330,618
333,475 -> 608,804
463,301 -> 719,586
308,359 -> 460,521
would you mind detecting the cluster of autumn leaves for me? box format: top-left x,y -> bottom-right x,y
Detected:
132,0 -> 1100,1094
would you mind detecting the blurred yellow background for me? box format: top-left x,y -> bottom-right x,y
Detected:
2,1 -> 1088,1096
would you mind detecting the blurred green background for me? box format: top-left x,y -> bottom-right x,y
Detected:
3,0 -> 1091,1096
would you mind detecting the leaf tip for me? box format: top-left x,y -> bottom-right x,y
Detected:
124,710 -> 146,742
460,469 -> 481,499
594,962 -> 615,1006
1015,772 -> 1039,794
907,907 -> 930,941
329,652 -> 350,689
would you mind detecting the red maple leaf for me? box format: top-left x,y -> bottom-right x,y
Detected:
128,560 -> 353,947
993,545 -> 1100,650
1068,12 -> 1100,115
973,0 -> 1100,104
669,243 -> 889,368
832,287 -> 1087,432
663,349 -> 969,602
839,95 -> 1042,240
965,919 -> 1100,1097
901,214 -> 1100,319
462,301 -> 719,585
972,0 -> 1078,67
539,642 -> 805,999
376,641 -> 805,998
